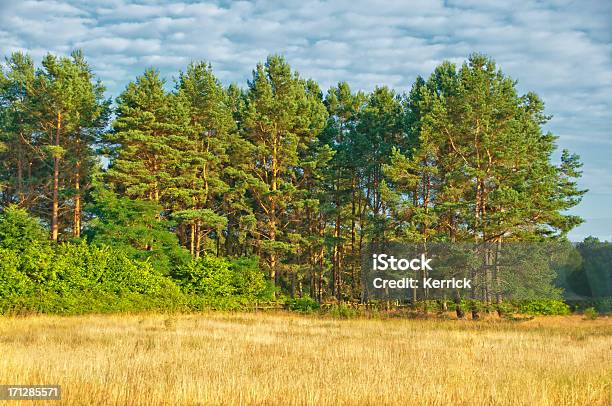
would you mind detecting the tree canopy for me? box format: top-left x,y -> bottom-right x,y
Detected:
0,51 -> 591,309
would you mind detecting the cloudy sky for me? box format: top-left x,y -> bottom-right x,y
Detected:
1,0 -> 610,240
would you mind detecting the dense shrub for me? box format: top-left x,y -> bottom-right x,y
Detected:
229,256 -> 269,298
327,303 -> 359,319
0,208 -> 190,314
173,255 -> 268,299
583,307 -> 598,320
174,255 -> 236,296
288,296 -> 320,312
0,205 -> 49,251
0,239 -> 188,314
518,300 -> 571,315
0,237 -> 268,314
0,206 -> 54,281
48,242 -> 169,295
0,249 -> 33,297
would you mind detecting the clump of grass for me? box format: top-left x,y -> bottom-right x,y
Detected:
288,296 -> 320,313
163,316 -> 177,331
584,307 -> 599,320
328,303 -> 359,319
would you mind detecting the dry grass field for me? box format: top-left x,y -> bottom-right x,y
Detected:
0,312 -> 610,405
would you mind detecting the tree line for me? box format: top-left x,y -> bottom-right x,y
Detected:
0,51 -> 587,305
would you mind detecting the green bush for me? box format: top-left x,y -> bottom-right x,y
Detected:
229,256 -> 268,298
288,295 -> 320,312
0,205 -> 49,251
173,255 -> 268,299
0,206 -> 54,282
0,207 -> 273,315
328,303 -> 359,319
494,301 -> 519,316
518,299 -> 571,315
0,238 -> 186,314
0,249 -> 33,297
173,255 -> 236,296
46,242 -> 169,295
583,307 -> 598,320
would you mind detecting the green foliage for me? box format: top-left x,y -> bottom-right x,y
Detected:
576,237 -> 612,299
583,307 -> 598,320
0,51 -> 597,313
518,300 -> 571,316
86,185 -> 190,274
173,254 -> 268,299
327,303 -> 359,319
494,301 -> 518,316
105,68 -> 190,204
0,249 -> 33,297
0,237 -> 185,314
288,295 -> 320,312
174,255 -> 236,296
229,256 -> 269,298
0,206 -> 54,281
47,242 -> 168,295
0,205 -> 49,251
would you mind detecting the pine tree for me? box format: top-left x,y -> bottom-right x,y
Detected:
321,82 -> 366,299
0,53 -> 37,208
105,69 -> 190,206
383,54 -> 586,314
1,51 -> 108,241
86,181 -> 189,274
173,62 -> 235,257
243,55 -> 327,284
356,87 -> 407,241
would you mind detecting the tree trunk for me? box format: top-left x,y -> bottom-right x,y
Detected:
73,165 -> 81,237
269,135 -> 279,284
195,222 -> 201,258
73,154 -> 81,238
190,223 -> 196,256
333,199 -> 341,300
350,176 -> 357,298
51,111 -> 61,242
454,290 -> 464,319
17,131 -> 24,204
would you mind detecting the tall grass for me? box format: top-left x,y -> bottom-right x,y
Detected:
0,313 -> 610,405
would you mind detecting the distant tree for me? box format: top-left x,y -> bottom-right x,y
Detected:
576,237 -> 612,301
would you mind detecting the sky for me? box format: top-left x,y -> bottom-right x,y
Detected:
0,0 -> 610,241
